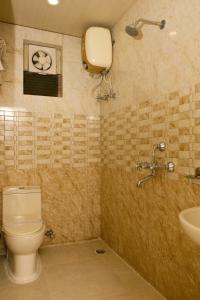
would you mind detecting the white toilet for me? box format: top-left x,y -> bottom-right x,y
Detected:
2,186 -> 46,284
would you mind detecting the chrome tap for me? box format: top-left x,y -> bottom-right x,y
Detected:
136,142 -> 175,187
137,173 -> 155,188
136,161 -> 151,170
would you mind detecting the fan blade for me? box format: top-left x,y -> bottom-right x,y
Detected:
32,55 -> 39,62
35,62 -> 42,70
46,56 -> 51,63
43,63 -> 50,70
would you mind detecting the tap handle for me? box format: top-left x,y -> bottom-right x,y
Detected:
166,161 -> 175,172
136,161 -> 151,170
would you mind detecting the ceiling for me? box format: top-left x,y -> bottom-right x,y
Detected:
0,0 -> 134,37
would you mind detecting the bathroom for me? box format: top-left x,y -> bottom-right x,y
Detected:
0,0 -> 200,299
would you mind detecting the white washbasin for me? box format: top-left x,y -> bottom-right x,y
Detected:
179,206 -> 200,245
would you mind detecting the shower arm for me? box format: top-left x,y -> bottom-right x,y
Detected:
134,19 -> 165,29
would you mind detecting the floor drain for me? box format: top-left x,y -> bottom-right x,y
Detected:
95,248 -> 106,254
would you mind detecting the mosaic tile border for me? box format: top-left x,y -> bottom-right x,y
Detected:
0,110 -> 100,170
101,83 -> 200,178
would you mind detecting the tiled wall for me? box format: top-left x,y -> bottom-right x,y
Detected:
102,83 -> 200,178
0,110 -> 100,170
0,21 -> 99,116
0,109 -> 101,244
0,22 -> 101,245
101,0 -> 200,116
0,109 -> 101,245
0,165 -> 101,245
101,83 -> 200,300
101,167 -> 200,300
101,0 -> 200,299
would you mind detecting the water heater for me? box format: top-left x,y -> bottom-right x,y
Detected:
82,27 -> 112,74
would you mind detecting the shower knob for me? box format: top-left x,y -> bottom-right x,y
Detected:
166,162 -> 175,172
157,142 -> 166,152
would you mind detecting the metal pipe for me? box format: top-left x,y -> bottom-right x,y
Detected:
137,173 -> 155,188
135,19 -> 166,29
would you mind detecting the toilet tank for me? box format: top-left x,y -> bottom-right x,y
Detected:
2,186 -> 41,222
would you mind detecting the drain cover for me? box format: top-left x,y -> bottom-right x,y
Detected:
95,248 -> 106,254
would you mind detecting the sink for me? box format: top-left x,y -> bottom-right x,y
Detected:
179,207 -> 200,245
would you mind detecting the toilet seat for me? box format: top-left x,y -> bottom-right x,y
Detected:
3,218 -> 44,236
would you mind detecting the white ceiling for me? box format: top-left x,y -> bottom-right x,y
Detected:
0,0 -> 134,37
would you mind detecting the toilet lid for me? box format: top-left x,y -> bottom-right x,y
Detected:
3,219 -> 43,236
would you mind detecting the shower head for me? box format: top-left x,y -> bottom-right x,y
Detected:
125,25 -> 139,37
125,18 -> 166,38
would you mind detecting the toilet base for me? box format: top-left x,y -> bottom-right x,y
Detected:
4,252 -> 42,284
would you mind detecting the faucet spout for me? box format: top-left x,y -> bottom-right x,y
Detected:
137,173 -> 155,188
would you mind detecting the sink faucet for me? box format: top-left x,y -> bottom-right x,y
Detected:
136,142 -> 175,187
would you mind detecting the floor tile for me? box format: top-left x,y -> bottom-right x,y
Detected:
39,239 -> 111,267
0,239 -> 165,300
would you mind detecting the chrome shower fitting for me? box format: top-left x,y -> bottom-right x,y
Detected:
94,73 -> 116,101
136,142 -> 175,188
155,142 -> 166,151
125,18 -> 166,39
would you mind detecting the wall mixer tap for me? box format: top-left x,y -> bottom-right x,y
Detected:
136,142 -> 175,187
